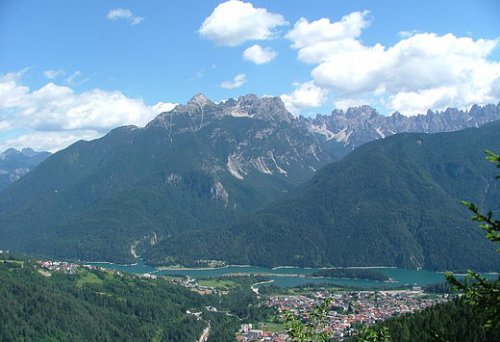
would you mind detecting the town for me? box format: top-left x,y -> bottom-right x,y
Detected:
237,289 -> 448,341
35,259 -> 449,342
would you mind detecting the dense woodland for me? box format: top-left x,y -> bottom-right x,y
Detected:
0,113 -> 336,265
148,122 -> 500,271
0,257 -> 273,342
353,299 -> 500,342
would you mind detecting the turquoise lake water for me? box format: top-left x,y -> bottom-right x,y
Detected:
86,259 -> 462,288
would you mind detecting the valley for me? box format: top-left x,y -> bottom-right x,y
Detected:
0,95 -> 499,272
2,2 -> 500,340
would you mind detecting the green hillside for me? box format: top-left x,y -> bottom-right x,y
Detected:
148,121 -> 500,271
0,111 -> 341,263
0,259 -> 206,341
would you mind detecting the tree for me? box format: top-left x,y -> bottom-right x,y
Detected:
286,151 -> 499,341
285,298 -> 333,342
445,150 -> 500,333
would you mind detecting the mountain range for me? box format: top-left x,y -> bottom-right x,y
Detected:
0,94 -> 343,263
304,102 -> 500,150
0,94 -> 499,270
151,121 -> 500,271
0,148 -> 51,191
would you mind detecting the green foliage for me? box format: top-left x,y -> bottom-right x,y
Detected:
356,326 -> 391,342
445,150 -> 500,334
0,261 -> 261,341
359,299 -> 496,342
0,114 -> 339,264
285,298 -> 333,342
162,122 -> 500,271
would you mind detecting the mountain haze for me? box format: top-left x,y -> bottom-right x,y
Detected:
0,148 -> 51,191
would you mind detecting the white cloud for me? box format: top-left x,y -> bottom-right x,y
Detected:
107,8 -> 144,25
65,70 -> 88,86
281,81 -> 327,115
286,11 -> 370,64
152,102 -> 177,113
0,130 -> 101,153
0,71 -> 173,152
243,44 -> 277,64
398,29 -> 420,38
333,97 -> 371,111
220,73 -> 247,89
0,121 -> 12,131
286,11 -> 370,49
199,0 -> 286,46
43,69 -> 65,79
286,11 -> 500,115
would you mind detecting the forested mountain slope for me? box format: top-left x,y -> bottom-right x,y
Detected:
0,95 -> 343,263
148,121 -> 500,271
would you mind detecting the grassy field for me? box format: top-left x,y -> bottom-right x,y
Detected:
76,270 -> 104,288
198,278 -> 238,290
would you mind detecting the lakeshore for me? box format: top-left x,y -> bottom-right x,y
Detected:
85,259 -> 453,288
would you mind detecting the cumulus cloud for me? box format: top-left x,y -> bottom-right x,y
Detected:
199,0 -> 286,46
281,81 -> 327,115
107,8 -> 144,25
243,44 -> 277,64
286,11 -> 500,115
0,71 -> 172,152
220,73 -> 248,89
286,11 -> 370,64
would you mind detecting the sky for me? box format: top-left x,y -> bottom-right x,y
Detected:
0,0 -> 499,152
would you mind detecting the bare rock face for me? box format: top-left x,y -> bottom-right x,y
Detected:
146,94 -> 500,186
304,103 -> 500,150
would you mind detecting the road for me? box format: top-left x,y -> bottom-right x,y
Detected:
198,322 -> 210,342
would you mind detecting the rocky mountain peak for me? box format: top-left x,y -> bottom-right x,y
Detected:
187,93 -> 211,107
222,94 -> 293,123
173,93 -> 216,114
0,148 -> 19,159
146,93 -> 295,133
305,102 -> 500,150
345,105 -> 379,119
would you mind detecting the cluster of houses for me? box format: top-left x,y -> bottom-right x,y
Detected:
237,324 -> 287,342
37,260 -> 80,273
36,259 -> 161,280
261,289 -> 446,340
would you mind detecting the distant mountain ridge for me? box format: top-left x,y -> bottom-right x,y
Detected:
0,148 -> 51,191
303,102 -> 500,150
0,94 -> 499,268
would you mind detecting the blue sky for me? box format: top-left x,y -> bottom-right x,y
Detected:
0,0 -> 499,151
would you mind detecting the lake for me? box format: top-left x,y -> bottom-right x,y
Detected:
86,259 -> 458,288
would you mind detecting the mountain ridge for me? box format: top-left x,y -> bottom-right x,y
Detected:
0,148 -> 51,191
0,95 -> 342,263
145,121 -> 500,271
303,102 -> 500,150
0,94 -> 499,269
